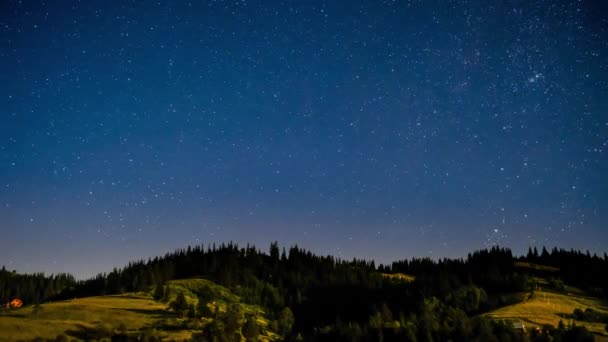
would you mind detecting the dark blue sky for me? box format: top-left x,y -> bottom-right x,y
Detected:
1,0 -> 607,279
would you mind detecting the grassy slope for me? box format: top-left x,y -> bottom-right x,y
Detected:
380,272 -> 416,282
164,278 -> 279,341
486,289 -> 608,340
0,278 -> 278,342
0,295 -> 167,341
514,261 -> 560,273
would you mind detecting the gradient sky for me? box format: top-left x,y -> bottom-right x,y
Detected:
1,0 -> 607,279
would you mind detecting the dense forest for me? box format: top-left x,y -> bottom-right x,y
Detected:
1,243 -> 607,341
0,268 -> 74,306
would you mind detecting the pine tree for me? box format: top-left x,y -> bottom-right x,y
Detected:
153,284 -> 165,301
270,242 -> 280,260
170,292 -> 189,318
541,246 -> 550,259
163,285 -> 171,302
187,303 -> 196,319
224,303 -> 244,336
278,307 -> 295,337
197,292 -> 213,318
243,315 -> 261,342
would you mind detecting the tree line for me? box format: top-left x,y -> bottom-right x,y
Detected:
0,266 -> 74,306
1,243 -> 606,341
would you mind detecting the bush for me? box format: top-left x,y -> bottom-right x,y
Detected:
278,307 -> 295,337
243,315 -> 261,342
563,324 -> 594,342
572,307 -> 608,323
153,284 -> 165,301
111,333 -> 129,342
548,278 -> 566,291
448,285 -> 488,314
187,303 -> 196,319
190,331 -> 205,342
163,286 -> 171,303
139,328 -> 162,342
53,335 -> 70,342
203,319 -> 227,342
197,292 -> 214,318
224,303 -> 244,335
80,325 -> 112,340
170,293 -> 189,318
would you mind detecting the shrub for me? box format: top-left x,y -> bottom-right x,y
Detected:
197,292 -> 214,318
54,334 -> 70,342
278,307 -> 295,337
170,293 -> 189,318
224,303 -> 244,335
243,315 -> 261,342
187,303 -> 196,319
548,278 -> 566,291
153,284 -> 165,301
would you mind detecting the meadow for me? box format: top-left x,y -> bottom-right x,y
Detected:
486,287 -> 608,341
0,278 -> 278,341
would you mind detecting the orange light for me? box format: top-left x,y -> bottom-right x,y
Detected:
9,299 -> 23,309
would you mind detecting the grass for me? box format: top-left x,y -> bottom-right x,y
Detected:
0,278 -> 278,342
163,278 -> 240,303
486,288 -> 608,340
381,272 -> 416,282
0,294 -> 166,341
514,261 -> 560,273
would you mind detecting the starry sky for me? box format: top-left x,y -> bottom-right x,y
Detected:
1,0 -> 607,279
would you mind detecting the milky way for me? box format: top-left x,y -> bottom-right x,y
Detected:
1,1 -> 607,279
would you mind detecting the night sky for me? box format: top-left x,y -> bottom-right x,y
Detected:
1,1 -> 607,279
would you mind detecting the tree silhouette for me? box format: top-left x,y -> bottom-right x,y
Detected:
169,293 -> 188,318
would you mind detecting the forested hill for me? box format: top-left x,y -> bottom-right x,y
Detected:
1,244 -> 607,341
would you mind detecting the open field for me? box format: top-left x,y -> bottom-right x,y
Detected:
381,272 -> 416,282
0,294 -> 168,341
514,261 -> 560,273
0,278 -> 278,342
486,289 -> 608,341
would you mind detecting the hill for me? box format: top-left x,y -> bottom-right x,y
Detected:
0,294 -> 166,341
1,243 -> 606,341
0,278 -> 278,341
486,285 -> 608,341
